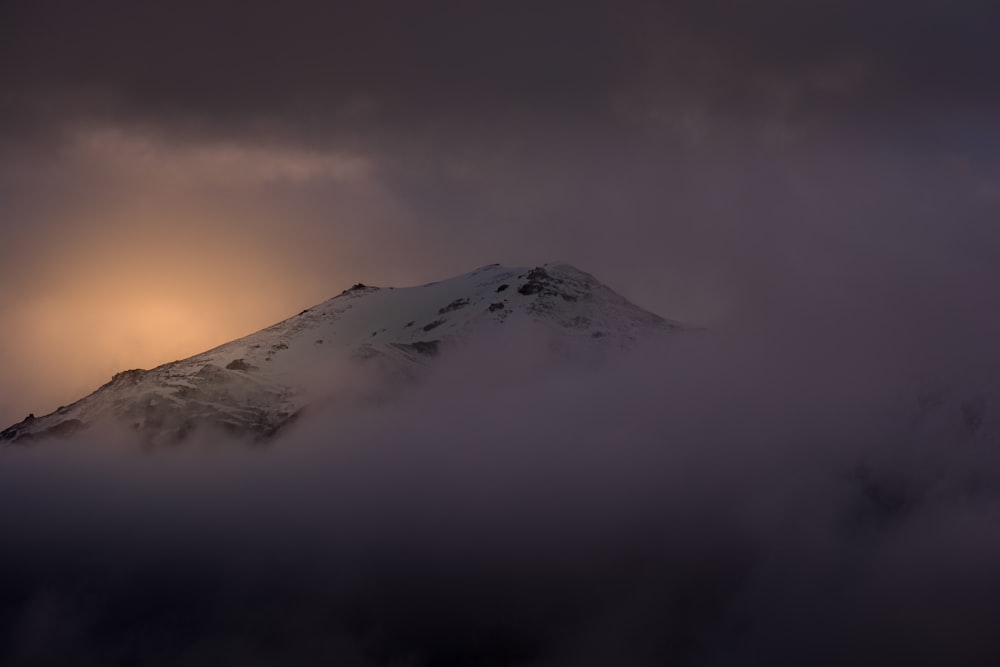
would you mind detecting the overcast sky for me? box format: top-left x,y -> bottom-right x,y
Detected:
2,0 -> 999,425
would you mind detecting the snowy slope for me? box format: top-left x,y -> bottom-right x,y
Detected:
1,263 -> 681,444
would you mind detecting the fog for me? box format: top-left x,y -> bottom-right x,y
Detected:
2,299 -> 998,665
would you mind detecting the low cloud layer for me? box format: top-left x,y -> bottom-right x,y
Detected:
1,314 -> 998,665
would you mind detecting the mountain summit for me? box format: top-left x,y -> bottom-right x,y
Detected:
1,263 -> 680,444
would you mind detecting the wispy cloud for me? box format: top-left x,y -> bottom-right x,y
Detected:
73,127 -> 374,187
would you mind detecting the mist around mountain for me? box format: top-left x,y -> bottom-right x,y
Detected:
0,263 -> 998,666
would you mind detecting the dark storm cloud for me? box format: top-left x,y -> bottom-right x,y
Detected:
3,0 -> 1000,144
0,0 -> 629,143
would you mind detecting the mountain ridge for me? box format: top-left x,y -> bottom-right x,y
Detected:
1,263 -> 681,444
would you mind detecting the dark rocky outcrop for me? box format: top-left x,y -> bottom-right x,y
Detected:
104,369 -> 148,390
518,267 -> 555,296
1,414 -> 82,443
438,298 -> 470,314
339,282 -> 380,296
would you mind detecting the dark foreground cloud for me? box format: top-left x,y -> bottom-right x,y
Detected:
1,312 -> 999,666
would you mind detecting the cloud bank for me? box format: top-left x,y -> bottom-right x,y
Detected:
1,314 -> 998,665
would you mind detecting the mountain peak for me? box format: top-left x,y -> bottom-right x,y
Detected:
2,263 -> 680,445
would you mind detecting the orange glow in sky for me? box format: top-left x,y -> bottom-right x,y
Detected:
0,126 -> 446,426
1,213 -> 329,424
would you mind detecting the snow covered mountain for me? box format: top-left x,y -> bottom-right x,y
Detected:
1,263 -> 681,444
